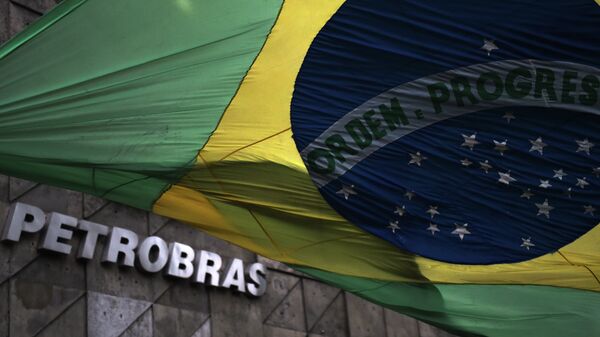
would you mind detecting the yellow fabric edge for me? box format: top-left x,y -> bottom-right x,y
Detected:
155,0 -> 600,291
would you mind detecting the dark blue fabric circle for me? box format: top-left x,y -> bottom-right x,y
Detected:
291,0 -> 600,264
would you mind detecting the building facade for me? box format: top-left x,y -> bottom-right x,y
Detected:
0,2 -> 457,336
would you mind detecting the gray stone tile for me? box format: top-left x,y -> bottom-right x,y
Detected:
0,281 -> 8,337
419,321 -> 457,337
264,325 -> 307,337
6,228 -> 39,279
148,213 -> 169,234
261,271 -> 300,321
16,250 -> 85,291
0,174 -> 8,202
10,280 -> 84,337
265,281 -> 306,331
86,255 -> 170,302
310,293 -> 348,337
209,288 -> 263,337
83,193 -> 108,219
37,296 -> 86,337
155,220 -> 204,253
11,0 -> 59,14
345,293 -> 385,337
155,282 -> 209,314
0,0 -> 9,45
15,183 -> 82,218
385,309 -> 421,337
191,319 -> 211,337
88,203 -> 146,236
0,200 -> 10,283
8,177 -> 37,202
87,291 -> 152,337
303,278 -> 341,330
153,303 -> 209,337
121,308 -> 153,337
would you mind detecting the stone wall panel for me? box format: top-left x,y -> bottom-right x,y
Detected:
264,281 -> 305,332
264,325 -> 306,337
8,178 -> 37,202
310,292 -> 348,337
120,308 -> 153,337
260,271 -> 300,322
87,292 -> 151,337
303,278 -> 341,330
0,175 -> 8,202
384,309 -> 421,337
11,0 -> 59,14
0,199 -> 10,283
0,281 -> 8,337
346,293 -> 386,337
209,288 -> 263,337
152,304 -> 209,337
10,280 -> 83,337
0,0 -> 9,44
36,296 -> 86,337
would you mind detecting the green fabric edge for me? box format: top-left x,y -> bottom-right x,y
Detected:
0,0 -> 283,210
294,266 -> 600,337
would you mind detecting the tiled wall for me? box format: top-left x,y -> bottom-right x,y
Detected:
0,175 -> 456,337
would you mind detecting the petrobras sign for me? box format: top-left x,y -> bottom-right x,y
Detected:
1,202 -> 267,297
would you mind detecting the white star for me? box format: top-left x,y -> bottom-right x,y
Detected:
426,205 -> 440,219
452,223 -> 471,240
539,180 -> 552,189
529,137 -> 547,155
461,158 -> 473,167
502,112 -> 516,124
394,205 -> 406,216
535,199 -> 554,218
583,205 -> 596,216
479,160 -> 492,173
426,223 -> 440,236
521,237 -> 535,250
481,39 -> 498,56
520,189 -> 534,199
336,185 -> 357,200
593,167 -> 600,178
409,151 -> 427,166
493,139 -> 509,156
498,171 -> 516,185
575,138 -> 594,155
405,191 -> 415,200
461,133 -> 480,151
388,220 -> 401,233
553,169 -> 567,181
575,177 -> 589,189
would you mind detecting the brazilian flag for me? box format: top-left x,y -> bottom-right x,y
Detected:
1,1 -> 600,336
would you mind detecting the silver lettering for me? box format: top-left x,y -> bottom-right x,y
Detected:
137,236 -> 169,273
246,263 -> 267,297
40,212 -> 77,254
166,242 -> 195,279
222,258 -> 246,293
1,202 -> 45,242
102,227 -> 139,267
193,250 -> 222,286
77,220 -> 109,260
